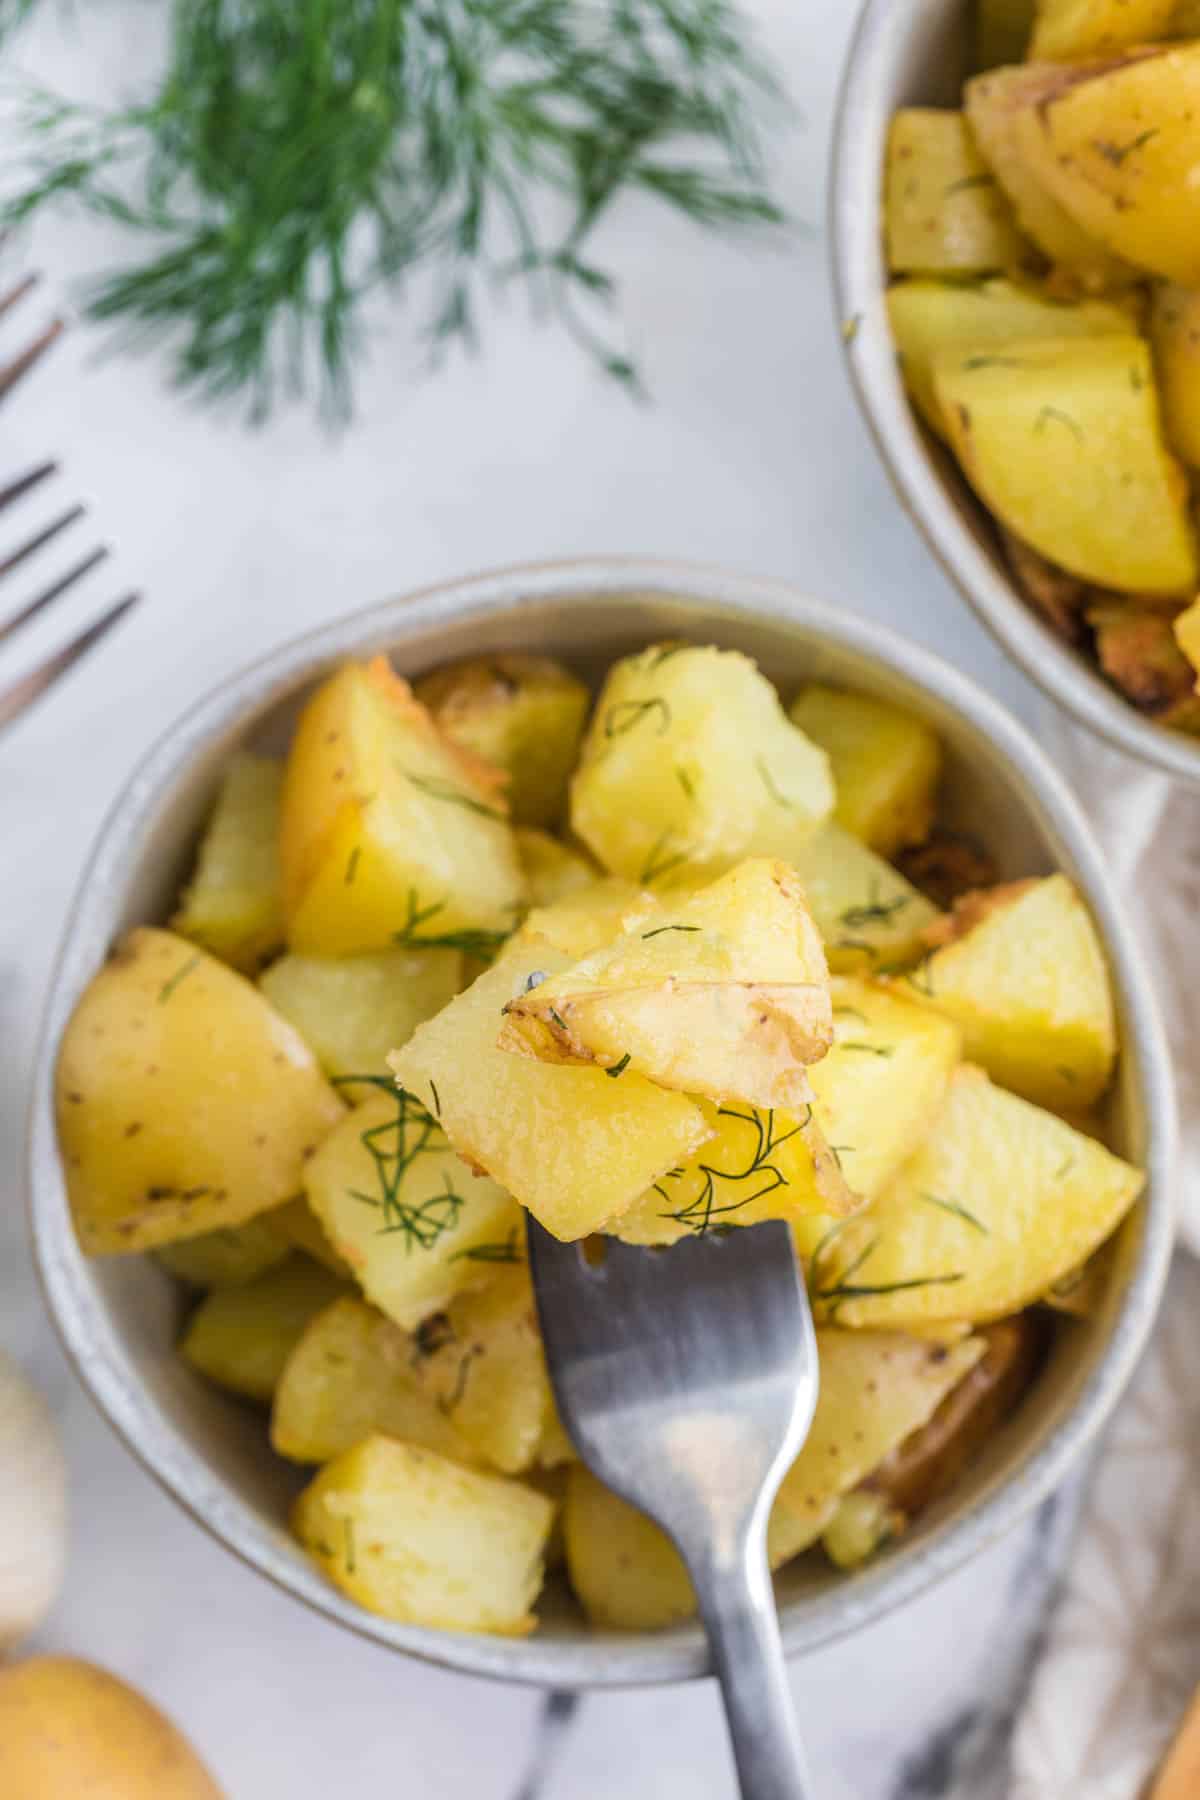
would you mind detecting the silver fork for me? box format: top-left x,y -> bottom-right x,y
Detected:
528,1219 -> 819,1799
0,270 -> 138,732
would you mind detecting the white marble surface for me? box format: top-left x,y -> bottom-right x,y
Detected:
0,2 -> 1071,1794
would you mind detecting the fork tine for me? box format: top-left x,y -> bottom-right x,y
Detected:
0,593 -> 138,732
0,504 -> 85,580
0,462 -> 59,514
0,544 -> 111,646
0,317 -> 65,403
0,273 -> 39,318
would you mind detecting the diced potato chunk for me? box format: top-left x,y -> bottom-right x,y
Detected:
563,1329 -> 984,1627
414,654 -> 591,828
1012,46 -> 1200,285
790,825 -> 943,975
885,110 -> 1029,276
171,752 -> 285,972
279,658 -> 524,957
896,875 -> 1116,1109
57,929 -> 345,1254
1030,0 -> 1175,60
180,1256 -> 347,1401
259,947 -> 461,1098
303,1090 -> 520,1328
407,1270 -> 551,1474
1090,599 -> 1200,731
514,828 -> 598,907
515,878 -> 651,959
934,335 -> 1198,594
499,861 -> 832,1111
155,1213 -> 290,1289
293,1436 -> 555,1635
390,940 -> 712,1240
788,686 -> 942,857
1151,284 -> 1200,469
810,1066 -> 1143,1327
569,645 -> 833,888
888,277 -> 1138,437
270,1296 -> 477,1464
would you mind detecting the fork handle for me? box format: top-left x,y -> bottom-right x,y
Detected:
687,1528 -> 813,1800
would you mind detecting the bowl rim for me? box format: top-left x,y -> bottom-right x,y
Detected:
828,0 -> 1200,789
27,554 -> 1178,1688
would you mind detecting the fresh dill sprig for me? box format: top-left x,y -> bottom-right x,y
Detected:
392,888 -> 511,958
0,0 -> 784,418
654,1105 -> 802,1235
346,1082 -> 465,1251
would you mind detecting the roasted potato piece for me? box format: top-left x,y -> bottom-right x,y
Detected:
390,939 -> 712,1240
1013,46 -> 1200,285
499,860 -> 833,1112
1090,600 -> 1200,730
1174,595 -> 1200,682
569,644 -> 833,887
407,1270 -> 551,1474
975,0 -> 1035,67
293,1435 -> 555,1635
57,929 -> 345,1254
810,1065 -> 1144,1328
934,335 -> 1198,595
514,827 -> 598,906
1030,0 -> 1175,60
894,828 -> 1000,912
790,824 -> 943,975
303,1090 -> 520,1328
1151,284 -> 1200,468
171,752 -> 285,972
259,946 -> 461,1098
787,686 -> 941,857
279,657 -> 524,956
270,1295 -> 477,1463
965,66 -> 1137,289
180,1255 -> 347,1402
155,1213 -> 290,1289
564,1329 -> 984,1628
515,877 -> 651,959
413,654 -> 591,828
268,1194 -> 353,1277
888,277 -> 1137,437
885,109 -> 1030,276
897,874 -> 1117,1109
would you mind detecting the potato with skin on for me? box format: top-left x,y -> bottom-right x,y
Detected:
885,109 -> 1030,277
414,653 -> 591,828
279,657 -> 524,957
155,1212 -> 290,1289
888,277 -> 1138,438
57,929 -> 345,1255
810,1065 -> 1144,1329
896,874 -> 1117,1110
293,1435 -> 555,1635
569,644 -> 833,888
788,685 -> 942,857
390,939 -> 713,1240
180,1254 -> 347,1402
789,824 -> 943,975
934,335 -> 1198,595
564,1328 -> 985,1628
303,1089 -> 521,1329
171,751 -> 284,972
271,1295 -> 478,1464
514,827 -> 598,907
1090,600 -> 1200,731
1030,0 -> 1176,60
498,860 -> 833,1113
259,945 -> 462,1099
1151,285 -> 1200,469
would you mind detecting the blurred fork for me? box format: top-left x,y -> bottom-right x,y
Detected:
0,270 -> 138,732
528,1219 -> 819,1800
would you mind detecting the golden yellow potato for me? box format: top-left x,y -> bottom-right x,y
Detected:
0,1656 -> 223,1799
788,685 -> 942,856
789,824 -> 943,975
820,1491 -> 905,1571
1175,595 -> 1200,682
499,860 -> 833,1112
888,277 -> 1138,436
810,1065 -> 1144,1327
293,1435 -> 555,1634
514,826 -> 598,905
1151,284 -> 1200,468
569,644 -> 833,887
1013,46 -> 1200,285
515,877 -> 651,958
390,938 -> 712,1239
270,1295 -> 477,1463
1030,0 -> 1175,60
896,874 -> 1116,1109
934,335 -> 1197,594
279,657 -> 524,956
408,1269 -> 551,1474
57,929 -> 345,1254
303,1089 -> 520,1328
267,1194 -> 353,1276
154,1212 -> 290,1288
885,109 -> 1030,277
414,653 -> 591,827
171,751 -> 284,972
180,1254 -> 347,1402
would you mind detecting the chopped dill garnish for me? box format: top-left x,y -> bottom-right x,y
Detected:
641,923 -> 701,939
838,883 -> 909,930
645,645 -> 692,671
404,770 -> 505,821
1035,406 -> 1083,445
1055,1065 -> 1077,1084
639,831 -> 691,887
604,697 -> 672,739
605,1053 -> 632,1078
157,952 -> 202,1004
439,1346 -> 482,1413
660,1106 -> 804,1235
346,1085 -> 466,1251
814,1234 -> 966,1317
945,172 -> 996,195
449,1229 -> 523,1265
962,353 -> 1030,371
839,1041 -> 893,1057
755,755 -> 796,810
1055,1154 -> 1076,1180
548,1007 -> 568,1031
1099,127 -> 1159,167
920,1192 -> 988,1235
833,1005 -> 867,1023
834,936 -> 881,961
428,1079 -> 441,1118
392,889 -> 510,959
344,846 -> 361,886
675,766 -> 696,800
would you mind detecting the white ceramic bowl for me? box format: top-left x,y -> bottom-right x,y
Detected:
830,0 -> 1200,786
28,559 -> 1176,1686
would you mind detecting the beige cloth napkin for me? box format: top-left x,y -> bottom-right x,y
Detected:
1006,714 -> 1200,1798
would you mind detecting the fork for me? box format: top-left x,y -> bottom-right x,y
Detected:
0,270 -> 138,732
528,1219 -> 819,1799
